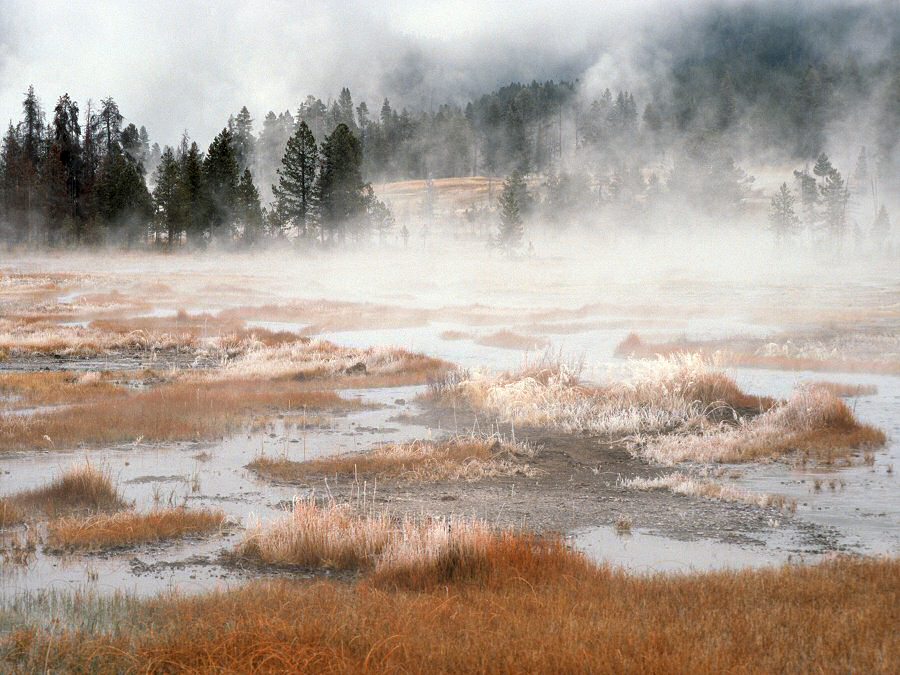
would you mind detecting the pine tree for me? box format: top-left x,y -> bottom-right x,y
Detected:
20,85 -> 45,167
236,169 -> 264,245
273,121 -> 318,239
120,123 -> 144,172
315,123 -> 366,242
178,138 -> 206,243
231,106 -> 255,173
871,205 -> 890,241
96,152 -> 153,245
813,153 -> 833,178
496,174 -> 524,255
49,93 -> 82,242
98,97 -> 123,156
202,128 -> 239,239
819,167 -> 850,240
768,183 -> 800,242
152,146 -> 184,247
337,88 -> 357,131
716,72 -> 737,131
792,168 -> 818,230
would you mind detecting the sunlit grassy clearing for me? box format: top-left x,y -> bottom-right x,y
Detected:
46,508 -> 226,552
248,436 -> 538,484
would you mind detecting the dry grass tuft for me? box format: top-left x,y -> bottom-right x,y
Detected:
248,435 -> 538,484
4,461 -> 127,519
3,556 -> 897,672
622,472 -> 797,510
217,339 -> 451,385
475,330 -> 549,351
615,332 -> 900,375
430,355 -> 882,466
0,371 -> 125,410
235,498 -> 393,570
430,354 -> 773,438
371,527 -> 584,591
0,499 -> 25,528
808,381 -> 878,397
439,329 -> 473,341
639,386 -> 886,465
235,497 -> 539,579
46,508 -> 226,552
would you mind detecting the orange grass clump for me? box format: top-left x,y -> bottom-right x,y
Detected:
0,378 -> 355,452
248,437 -> 537,483
0,498 -> 25,528
235,498 -> 393,570
2,555 -> 897,672
2,461 -> 126,520
46,508 -> 226,552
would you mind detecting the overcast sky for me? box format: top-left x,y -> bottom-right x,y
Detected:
0,0 -> 686,148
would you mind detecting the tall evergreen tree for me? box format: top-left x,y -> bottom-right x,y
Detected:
98,97 -> 123,156
871,204 -> 890,242
236,169 -> 264,245
819,166 -> 850,240
273,121 -> 318,238
202,128 -> 239,239
152,146 -> 184,247
496,174 -> 524,254
96,152 -> 153,245
768,183 -> 800,242
179,139 -> 206,242
231,106 -> 255,173
315,123 -> 366,241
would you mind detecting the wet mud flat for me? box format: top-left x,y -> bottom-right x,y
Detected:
1,371 -> 846,600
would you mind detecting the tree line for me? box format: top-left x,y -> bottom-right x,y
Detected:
0,88 -> 394,247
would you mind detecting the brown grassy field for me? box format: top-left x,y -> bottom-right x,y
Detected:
46,508 -> 226,552
3,539 -> 896,672
1,462 -> 126,520
0,378 -> 355,451
248,436 -> 537,484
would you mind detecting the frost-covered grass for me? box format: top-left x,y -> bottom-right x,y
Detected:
248,434 -> 539,484
215,338 -> 450,384
429,354 -> 884,465
430,353 -> 772,436
621,472 -> 796,510
638,386 -> 886,465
